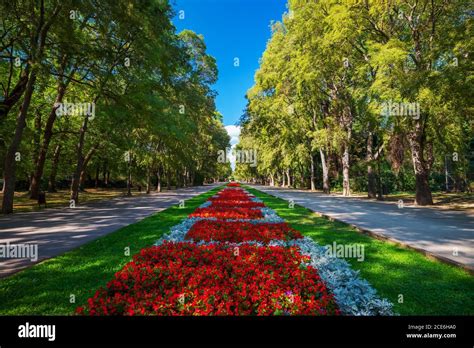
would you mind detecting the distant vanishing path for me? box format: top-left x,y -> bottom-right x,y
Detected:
0,184 -> 219,278
250,185 -> 474,271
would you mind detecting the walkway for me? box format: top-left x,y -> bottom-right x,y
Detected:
250,185 -> 474,271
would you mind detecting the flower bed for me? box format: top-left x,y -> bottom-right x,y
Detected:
78,184 -> 394,316
185,219 -> 302,243
77,242 -> 339,316
190,206 -> 263,219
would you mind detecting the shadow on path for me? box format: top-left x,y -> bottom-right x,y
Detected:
251,185 -> 474,270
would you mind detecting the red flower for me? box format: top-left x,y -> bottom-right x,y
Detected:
77,243 -> 339,316
209,188 -> 253,202
190,207 -> 263,219
227,182 -> 240,187
186,220 -> 303,243
210,200 -> 264,208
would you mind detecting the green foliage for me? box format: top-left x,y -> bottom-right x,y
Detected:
0,0 -> 230,208
239,0 -> 473,198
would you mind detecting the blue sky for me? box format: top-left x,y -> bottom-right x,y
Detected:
171,0 -> 287,128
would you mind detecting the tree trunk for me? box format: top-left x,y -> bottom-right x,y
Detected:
270,174 -> 275,187
48,144 -> 61,193
167,172 -> 171,190
156,168 -> 162,192
414,171 -> 432,205
95,164 -> 100,189
282,171 -> 286,187
29,107 -> 42,193
1,70 -> 38,214
145,168 -> 151,194
0,70 -> 29,124
286,169 -> 291,188
342,142 -> 351,196
339,100 -> 353,197
102,159 -> 108,187
174,170 -> 180,188
319,148 -> 330,194
407,123 -> 434,205
184,169 -> 188,187
126,158 -> 132,196
79,144 -> 98,190
310,154 -> 316,191
30,82 -> 67,199
376,157 -> 384,200
367,133 -> 377,198
70,116 -> 89,204
79,173 -> 86,190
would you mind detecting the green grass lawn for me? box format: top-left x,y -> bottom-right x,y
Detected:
0,186 -> 222,315
245,186 -> 474,316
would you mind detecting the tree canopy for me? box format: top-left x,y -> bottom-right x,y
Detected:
236,0 -> 473,205
0,0 -> 231,213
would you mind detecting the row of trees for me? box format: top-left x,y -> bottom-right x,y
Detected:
235,0 -> 473,205
0,0 -> 231,214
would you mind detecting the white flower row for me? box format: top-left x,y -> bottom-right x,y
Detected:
269,238 -> 395,316
198,200 -> 212,208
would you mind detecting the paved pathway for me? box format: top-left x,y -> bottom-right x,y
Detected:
0,184 -> 219,277
250,185 -> 474,270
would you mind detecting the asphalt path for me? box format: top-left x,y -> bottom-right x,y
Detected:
250,185 -> 474,271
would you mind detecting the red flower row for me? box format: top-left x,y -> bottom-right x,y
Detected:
227,182 -> 240,187
185,219 -> 303,243
210,200 -> 264,208
190,207 -> 262,219
76,242 -> 339,316
209,188 -> 252,202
